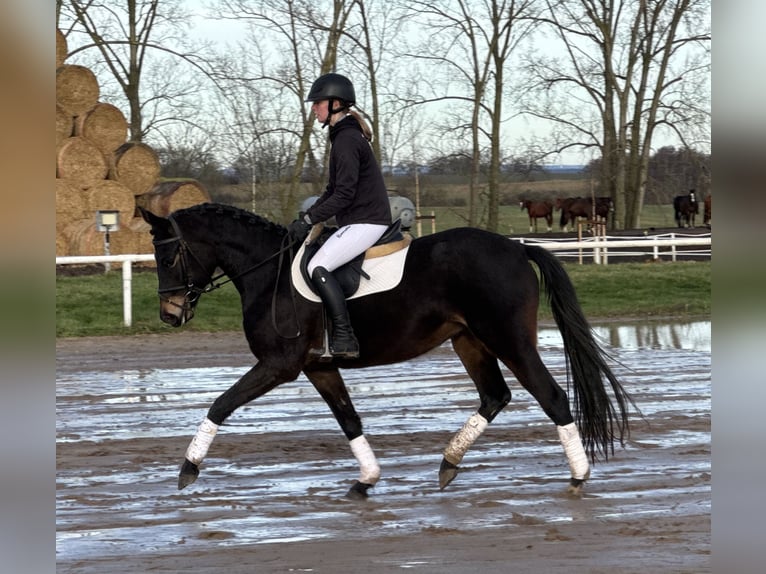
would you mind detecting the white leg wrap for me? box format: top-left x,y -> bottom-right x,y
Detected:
443,412 -> 489,465
349,435 -> 381,485
185,417 -> 219,465
557,422 -> 590,480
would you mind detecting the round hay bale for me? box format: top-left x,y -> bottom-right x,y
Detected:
74,103 -> 128,155
83,179 -> 137,227
56,29 -> 68,67
56,103 -> 74,147
110,142 -> 161,195
135,180 -> 211,217
56,178 -> 88,225
62,219 -> 105,257
109,217 -> 154,255
56,65 -> 100,116
56,228 -> 72,257
57,136 -> 108,182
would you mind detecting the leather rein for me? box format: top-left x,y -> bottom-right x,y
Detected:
152,214 -> 304,338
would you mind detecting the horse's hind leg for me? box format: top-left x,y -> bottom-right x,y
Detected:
498,335 -> 591,494
303,365 -> 380,500
439,332 -> 512,490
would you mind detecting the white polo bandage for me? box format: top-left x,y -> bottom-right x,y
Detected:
185,417 -> 219,465
443,412 -> 489,465
349,435 -> 381,485
557,422 -> 590,480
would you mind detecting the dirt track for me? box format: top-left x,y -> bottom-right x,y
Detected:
56,325 -> 710,573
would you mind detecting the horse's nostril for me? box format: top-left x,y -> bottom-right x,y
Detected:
161,312 -> 180,326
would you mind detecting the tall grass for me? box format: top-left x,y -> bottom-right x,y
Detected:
56,261 -> 710,338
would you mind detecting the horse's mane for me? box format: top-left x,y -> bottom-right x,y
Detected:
172,202 -> 285,235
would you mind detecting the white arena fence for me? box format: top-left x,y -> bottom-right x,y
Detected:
512,231 -> 712,265
56,232 -> 711,327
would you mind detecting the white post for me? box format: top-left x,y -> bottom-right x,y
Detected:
671,232 -> 677,262
122,260 -> 133,327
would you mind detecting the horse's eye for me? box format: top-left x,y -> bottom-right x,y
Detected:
162,258 -> 174,268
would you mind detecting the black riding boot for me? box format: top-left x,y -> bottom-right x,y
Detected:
311,267 -> 360,358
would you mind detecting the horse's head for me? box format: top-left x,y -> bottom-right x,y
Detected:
140,206 -> 216,327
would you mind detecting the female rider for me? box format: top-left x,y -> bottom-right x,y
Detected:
288,73 -> 392,358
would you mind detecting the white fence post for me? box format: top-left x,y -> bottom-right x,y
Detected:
670,233 -> 677,262
56,254 -> 155,327
122,260 -> 133,327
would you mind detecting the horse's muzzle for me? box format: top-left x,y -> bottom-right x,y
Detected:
160,295 -> 194,327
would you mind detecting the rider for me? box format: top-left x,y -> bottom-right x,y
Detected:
288,72 -> 392,358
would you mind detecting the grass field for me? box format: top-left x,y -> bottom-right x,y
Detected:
56,260 -> 710,338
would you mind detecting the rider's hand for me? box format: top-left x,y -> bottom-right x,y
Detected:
287,217 -> 311,243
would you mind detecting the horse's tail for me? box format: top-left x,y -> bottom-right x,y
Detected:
524,244 -> 637,463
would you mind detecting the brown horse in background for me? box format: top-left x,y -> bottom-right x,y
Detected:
556,197 -> 613,231
519,199 -> 553,232
703,195 -> 711,226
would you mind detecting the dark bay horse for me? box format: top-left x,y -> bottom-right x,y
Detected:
673,190 -> 699,228
556,196 -> 613,231
519,199 -> 553,232
140,203 -> 635,499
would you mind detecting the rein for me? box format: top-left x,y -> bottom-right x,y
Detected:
154,214 -> 304,338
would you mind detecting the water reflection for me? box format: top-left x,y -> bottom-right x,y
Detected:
539,320 -> 710,352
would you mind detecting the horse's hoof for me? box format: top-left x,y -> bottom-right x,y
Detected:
567,477 -> 587,496
178,459 -> 200,490
439,458 -> 459,490
346,481 -> 373,500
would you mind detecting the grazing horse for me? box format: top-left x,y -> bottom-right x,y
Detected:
140,203 -> 635,499
519,199 -> 553,232
673,190 -> 699,228
556,196 -> 613,231
703,195 -> 712,226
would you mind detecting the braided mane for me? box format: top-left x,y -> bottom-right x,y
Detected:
172,202 -> 285,234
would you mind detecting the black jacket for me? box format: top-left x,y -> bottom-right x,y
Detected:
306,116 -> 391,228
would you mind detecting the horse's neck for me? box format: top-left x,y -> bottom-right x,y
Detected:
214,228 -> 283,292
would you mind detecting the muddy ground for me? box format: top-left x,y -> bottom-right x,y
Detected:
56,326 -> 710,573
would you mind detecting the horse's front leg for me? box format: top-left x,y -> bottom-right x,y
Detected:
303,365 -> 380,500
178,362 -> 297,490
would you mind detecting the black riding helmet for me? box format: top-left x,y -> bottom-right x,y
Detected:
305,73 -> 356,105
306,73 -> 356,127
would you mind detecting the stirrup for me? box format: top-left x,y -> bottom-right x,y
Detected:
309,325 -> 335,362
329,341 -> 359,358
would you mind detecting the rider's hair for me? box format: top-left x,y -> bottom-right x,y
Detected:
347,108 -> 373,142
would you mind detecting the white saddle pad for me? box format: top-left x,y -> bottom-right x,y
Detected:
290,242 -> 410,302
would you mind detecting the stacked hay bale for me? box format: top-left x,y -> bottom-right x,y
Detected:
55,28 -> 211,257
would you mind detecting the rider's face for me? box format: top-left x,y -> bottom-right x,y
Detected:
311,99 -> 329,123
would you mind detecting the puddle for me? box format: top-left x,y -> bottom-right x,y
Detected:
57,320 -> 710,567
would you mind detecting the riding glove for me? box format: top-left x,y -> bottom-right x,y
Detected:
287,216 -> 312,243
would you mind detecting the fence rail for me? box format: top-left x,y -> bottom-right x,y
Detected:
56,232 -> 711,327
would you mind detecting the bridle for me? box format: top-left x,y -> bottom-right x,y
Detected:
153,214 -> 304,337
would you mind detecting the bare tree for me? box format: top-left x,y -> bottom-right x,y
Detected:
524,0 -> 710,228
58,0 -> 221,142
401,1 -> 537,231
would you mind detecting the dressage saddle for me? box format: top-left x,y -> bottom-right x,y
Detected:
298,219 -> 405,298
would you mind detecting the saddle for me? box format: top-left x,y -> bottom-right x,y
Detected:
297,220 -> 410,298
